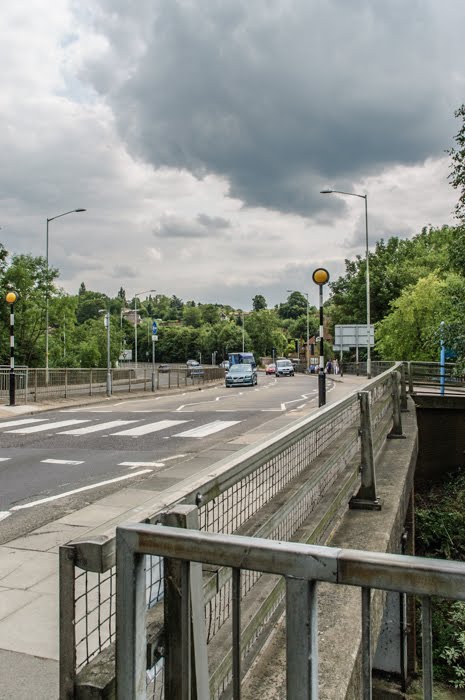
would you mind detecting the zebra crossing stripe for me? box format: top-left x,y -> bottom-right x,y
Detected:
5,419 -> 90,434
175,420 -> 240,438
111,419 -> 189,436
0,418 -> 48,428
58,420 -> 139,435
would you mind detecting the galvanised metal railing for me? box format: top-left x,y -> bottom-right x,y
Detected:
116,523 -> 465,700
0,366 -> 224,403
59,364 -> 405,698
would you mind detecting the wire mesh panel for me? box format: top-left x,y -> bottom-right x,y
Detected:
75,567 -> 116,672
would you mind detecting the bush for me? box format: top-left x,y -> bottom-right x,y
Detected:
416,469 -> 465,686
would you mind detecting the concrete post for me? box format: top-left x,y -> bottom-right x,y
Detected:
349,391 -> 382,510
388,371 -> 406,439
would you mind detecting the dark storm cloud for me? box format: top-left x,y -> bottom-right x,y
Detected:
81,0 -> 464,216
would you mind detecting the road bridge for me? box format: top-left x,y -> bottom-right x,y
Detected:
1,361 -> 464,698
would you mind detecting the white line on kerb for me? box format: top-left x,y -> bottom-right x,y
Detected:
0,512 -> 11,522
10,469 -> 153,511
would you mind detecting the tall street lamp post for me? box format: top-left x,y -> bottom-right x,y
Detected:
134,289 -> 156,370
45,209 -> 86,378
287,289 -> 310,371
320,189 -> 371,378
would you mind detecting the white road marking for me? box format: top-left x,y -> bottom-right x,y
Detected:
162,454 -> 186,461
175,420 -> 240,438
41,458 -> 85,465
5,419 -> 90,434
119,461 -> 165,468
0,418 -> 48,428
10,469 -> 153,511
0,512 -> 11,522
0,457 -> 12,462
111,419 -> 189,436
58,420 -> 139,435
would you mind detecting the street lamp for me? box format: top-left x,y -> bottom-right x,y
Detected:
99,308 -> 112,397
45,209 -> 86,377
287,289 -> 310,371
134,289 -> 156,370
320,189 -> 371,378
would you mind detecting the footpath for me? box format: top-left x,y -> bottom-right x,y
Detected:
0,374 -> 349,700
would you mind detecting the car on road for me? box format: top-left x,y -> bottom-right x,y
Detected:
186,359 -> 203,377
225,363 -> 257,387
158,364 -> 170,373
265,363 -> 276,375
275,359 -> 295,377
189,364 -> 205,377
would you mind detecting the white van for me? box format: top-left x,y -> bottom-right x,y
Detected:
275,359 -> 295,377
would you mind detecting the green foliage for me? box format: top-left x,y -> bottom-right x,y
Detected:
375,273 -> 465,361
416,469 -> 465,687
252,294 -> 267,311
448,104 -> 465,225
277,291 -> 307,320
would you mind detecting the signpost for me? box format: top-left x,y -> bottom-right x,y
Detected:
333,324 -> 375,368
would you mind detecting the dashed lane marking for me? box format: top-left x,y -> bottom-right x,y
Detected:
41,458 -> 85,465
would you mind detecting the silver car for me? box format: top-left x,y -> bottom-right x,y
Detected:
275,359 -> 295,377
225,363 -> 257,387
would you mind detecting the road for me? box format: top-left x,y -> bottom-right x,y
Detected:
0,372 -> 362,542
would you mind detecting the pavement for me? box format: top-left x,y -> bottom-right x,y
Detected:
0,373 -> 349,700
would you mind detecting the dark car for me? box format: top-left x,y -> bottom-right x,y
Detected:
158,364 -> 170,373
225,363 -> 257,387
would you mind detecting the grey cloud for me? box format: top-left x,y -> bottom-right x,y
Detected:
80,0 -> 465,217
154,212 -> 231,239
196,213 -> 230,230
113,265 -> 137,278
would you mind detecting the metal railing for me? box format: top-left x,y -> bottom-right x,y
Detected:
116,523 -> 465,700
0,366 -> 224,403
59,363 -> 406,698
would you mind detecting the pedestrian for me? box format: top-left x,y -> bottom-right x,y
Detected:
326,360 -> 332,374
333,359 -> 339,375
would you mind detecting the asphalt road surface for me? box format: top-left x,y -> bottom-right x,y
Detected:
0,372 -> 362,542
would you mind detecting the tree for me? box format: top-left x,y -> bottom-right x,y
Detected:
375,273 -> 465,361
252,294 -> 267,311
0,253 -> 57,366
448,104 -> 465,224
277,292 -> 307,320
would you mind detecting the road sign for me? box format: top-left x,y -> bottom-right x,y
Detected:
152,320 -> 158,334
152,334 -> 158,341
333,324 -> 374,351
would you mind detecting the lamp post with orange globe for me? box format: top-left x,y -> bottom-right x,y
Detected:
312,268 -> 330,407
5,290 -> 18,406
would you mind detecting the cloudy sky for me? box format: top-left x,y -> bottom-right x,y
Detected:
1,0 -> 463,309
